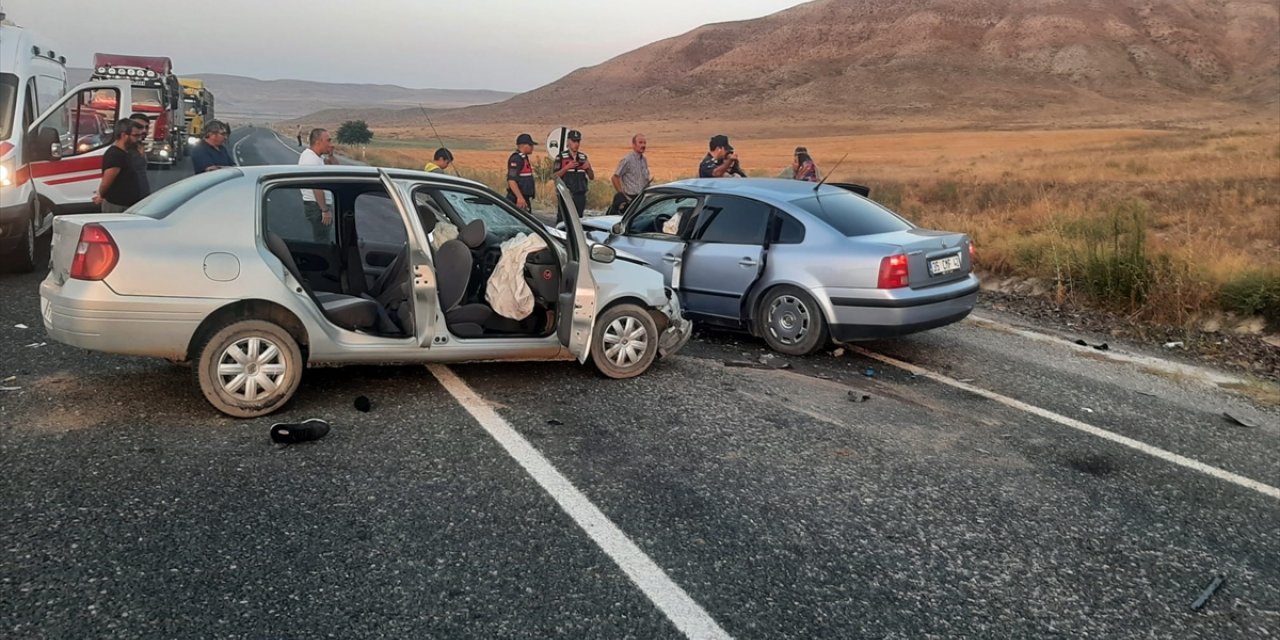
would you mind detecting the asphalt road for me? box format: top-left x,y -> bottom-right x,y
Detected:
1,131 -> 1278,639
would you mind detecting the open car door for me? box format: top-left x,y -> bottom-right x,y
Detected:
26,80 -> 134,214
379,169 -> 438,347
554,180 -> 598,362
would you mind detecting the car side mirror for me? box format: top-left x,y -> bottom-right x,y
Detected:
589,244 -> 616,264
611,222 -> 623,235
34,127 -> 61,161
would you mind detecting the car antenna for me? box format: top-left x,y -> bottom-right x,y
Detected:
814,152 -> 849,192
419,104 -> 460,176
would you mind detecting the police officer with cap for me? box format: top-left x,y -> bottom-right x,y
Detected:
506,133 -> 537,211
553,129 -> 593,221
699,134 -> 746,178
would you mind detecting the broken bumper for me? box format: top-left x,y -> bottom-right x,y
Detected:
656,295 -> 692,358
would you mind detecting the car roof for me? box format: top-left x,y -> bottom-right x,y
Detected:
230,163 -> 487,189
658,178 -> 851,202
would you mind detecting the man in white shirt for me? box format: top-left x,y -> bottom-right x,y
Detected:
298,128 -> 338,242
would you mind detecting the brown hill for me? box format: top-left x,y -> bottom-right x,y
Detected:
344,0 -> 1279,130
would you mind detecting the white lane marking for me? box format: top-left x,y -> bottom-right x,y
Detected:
848,346 -> 1280,501
231,129 -> 251,164
270,130 -> 303,156
966,314 -> 1243,386
427,364 -> 733,640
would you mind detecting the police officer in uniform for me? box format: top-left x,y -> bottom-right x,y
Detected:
552,129 -> 593,221
506,133 -> 537,212
699,134 -> 747,178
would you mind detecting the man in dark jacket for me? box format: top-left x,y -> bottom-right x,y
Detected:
552,129 -> 593,220
506,133 -> 537,212
190,120 -> 235,174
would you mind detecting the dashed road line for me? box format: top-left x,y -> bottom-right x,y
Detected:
427,364 -> 734,640
848,346 -> 1280,500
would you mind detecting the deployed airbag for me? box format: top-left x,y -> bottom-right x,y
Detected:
486,233 -> 549,320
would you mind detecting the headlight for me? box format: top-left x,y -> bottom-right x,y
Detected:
159,149 -> 170,157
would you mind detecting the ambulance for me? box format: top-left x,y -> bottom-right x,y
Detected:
0,11 -> 132,272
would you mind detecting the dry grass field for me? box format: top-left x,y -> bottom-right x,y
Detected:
324,118 -> 1280,327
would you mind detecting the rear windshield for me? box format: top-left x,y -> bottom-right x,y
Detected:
0,73 -> 17,141
132,168 -> 241,219
791,192 -> 912,237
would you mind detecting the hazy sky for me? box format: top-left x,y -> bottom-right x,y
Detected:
3,0 -> 807,91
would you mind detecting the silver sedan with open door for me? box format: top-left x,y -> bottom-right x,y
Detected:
583,178 -> 978,355
40,166 -> 690,417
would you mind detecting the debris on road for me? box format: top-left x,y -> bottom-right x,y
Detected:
1093,342 -> 1109,351
270,418 -> 331,444
354,395 -> 371,412
847,391 -> 871,403
546,419 -> 564,426
864,367 -> 876,378
1190,574 -> 1225,611
1,386 -> 21,392
14,323 -> 28,329
1082,407 -> 1095,413
1137,391 -> 1158,397
1222,412 -> 1259,429
832,347 -> 845,358
1164,341 -> 1185,349
1,375 -> 15,383
24,342 -> 45,348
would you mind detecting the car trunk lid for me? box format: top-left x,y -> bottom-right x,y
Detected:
49,214 -> 150,286
866,229 -> 972,289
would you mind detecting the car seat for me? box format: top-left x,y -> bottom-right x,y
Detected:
266,232 -> 380,332
435,219 -> 493,338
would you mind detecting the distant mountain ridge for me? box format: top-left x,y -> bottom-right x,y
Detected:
330,0 -> 1278,130
68,69 -> 514,122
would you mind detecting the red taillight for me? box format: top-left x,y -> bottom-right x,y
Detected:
69,224 -> 119,281
969,241 -> 976,262
877,254 -> 910,289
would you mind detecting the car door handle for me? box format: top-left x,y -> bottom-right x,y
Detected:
662,254 -> 679,263
738,258 -> 758,267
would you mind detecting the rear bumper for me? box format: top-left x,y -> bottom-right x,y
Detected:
40,277 -> 214,360
822,277 -> 979,342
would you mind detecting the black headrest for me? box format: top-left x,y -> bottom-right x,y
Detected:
416,205 -> 438,233
460,219 -> 486,249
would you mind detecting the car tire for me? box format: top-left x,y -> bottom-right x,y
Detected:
196,319 -> 303,418
758,285 -> 829,356
590,303 -> 659,379
2,206 -> 38,274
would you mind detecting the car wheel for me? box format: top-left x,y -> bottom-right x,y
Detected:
196,320 -> 303,418
759,285 -> 829,356
590,303 -> 659,379
2,207 -> 38,274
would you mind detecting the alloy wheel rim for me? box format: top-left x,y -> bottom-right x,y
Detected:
602,315 -> 649,368
216,336 -> 287,402
768,295 -> 810,345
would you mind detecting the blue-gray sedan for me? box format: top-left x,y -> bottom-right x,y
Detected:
583,179 -> 979,355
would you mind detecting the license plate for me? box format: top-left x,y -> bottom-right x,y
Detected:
929,254 -> 962,276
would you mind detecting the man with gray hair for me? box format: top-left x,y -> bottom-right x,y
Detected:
190,120 -> 235,174
609,133 -> 650,216
299,128 -> 338,241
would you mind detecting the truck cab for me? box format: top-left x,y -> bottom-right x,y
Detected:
91,53 -> 182,167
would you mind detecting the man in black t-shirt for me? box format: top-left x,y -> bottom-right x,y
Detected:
552,129 -> 593,221
129,112 -> 153,199
93,119 -> 145,213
